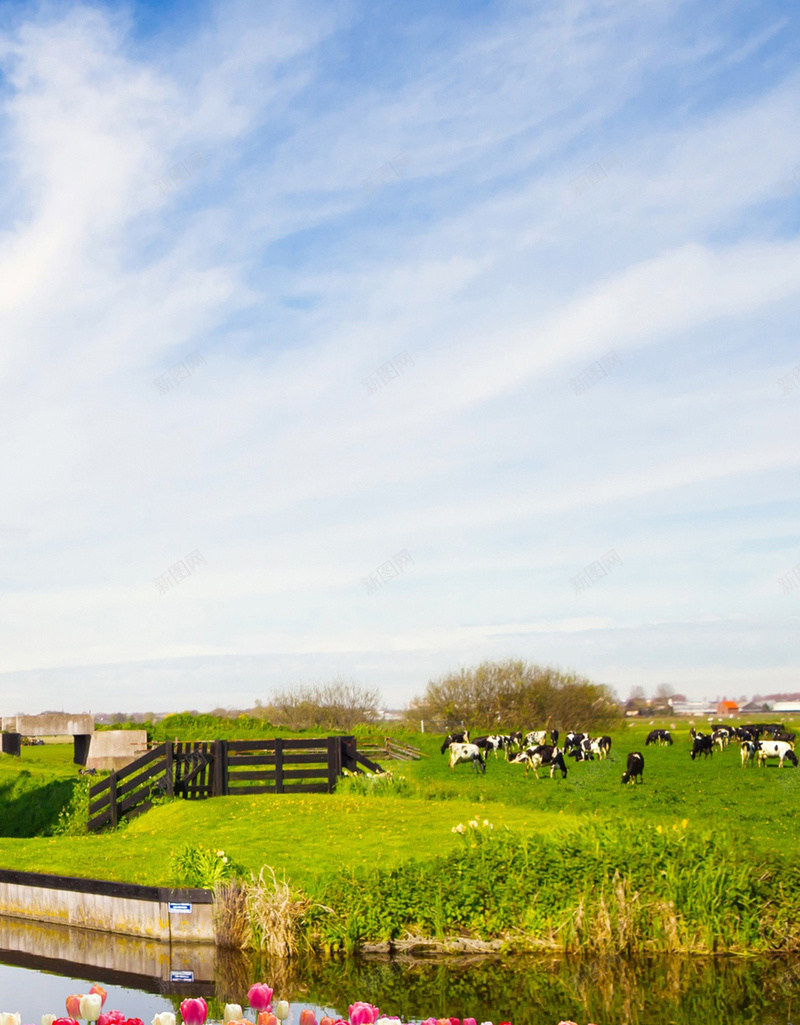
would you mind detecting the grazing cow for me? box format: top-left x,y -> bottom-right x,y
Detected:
621,751 -> 644,784
440,730 -> 470,755
508,731 -> 523,752
590,736 -> 612,759
775,731 -> 796,746
448,742 -> 486,773
691,734 -> 713,760
564,732 -> 587,752
712,729 -> 729,752
740,740 -> 759,768
511,744 -> 568,779
646,729 -> 673,746
472,734 -> 510,759
524,730 -> 548,748
756,740 -> 799,769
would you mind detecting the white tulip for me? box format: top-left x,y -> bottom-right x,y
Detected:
42,1016 -> 56,1025
152,1014 -> 177,1025
275,1003 -> 289,1022
0,1013 -> 20,1025
224,1006 -> 243,1023
79,996 -> 102,1022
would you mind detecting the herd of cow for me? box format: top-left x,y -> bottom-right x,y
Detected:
440,721 -> 800,786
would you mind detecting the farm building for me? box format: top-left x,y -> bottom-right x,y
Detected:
716,700 -> 739,716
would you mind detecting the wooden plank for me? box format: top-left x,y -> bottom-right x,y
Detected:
282,752 -> 330,765
282,768 -> 328,781
165,742 -> 174,797
88,775 -> 112,798
275,737 -> 284,794
118,787 -> 157,816
114,759 -> 168,801
281,738 -> 331,750
355,751 -> 385,774
224,785 -> 277,796
227,770 -> 277,782
113,744 -> 167,783
226,754 -> 277,767
282,782 -> 328,794
0,867 -> 211,903
87,809 -> 111,832
226,739 -> 277,752
109,771 -> 118,828
88,793 -> 111,816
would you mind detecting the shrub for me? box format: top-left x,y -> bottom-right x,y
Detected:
171,844 -> 245,888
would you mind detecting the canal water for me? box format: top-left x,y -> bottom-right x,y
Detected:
0,916 -> 798,1025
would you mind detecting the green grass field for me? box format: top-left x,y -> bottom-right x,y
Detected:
1,718 -> 798,886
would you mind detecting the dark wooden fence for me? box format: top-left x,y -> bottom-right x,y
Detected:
87,736 -> 382,832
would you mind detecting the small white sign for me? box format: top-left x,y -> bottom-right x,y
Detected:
168,902 -> 193,913
170,970 -> 195,982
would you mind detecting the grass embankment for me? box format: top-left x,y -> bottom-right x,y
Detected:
2,719 -> 800,952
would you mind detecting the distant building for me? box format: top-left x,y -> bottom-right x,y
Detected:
672,700 -> 716,715
717,700 -> 739,716
771,701 -> 800,713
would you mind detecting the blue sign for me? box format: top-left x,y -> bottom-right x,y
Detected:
168,902 -> 193,913
170,971 -> 195,982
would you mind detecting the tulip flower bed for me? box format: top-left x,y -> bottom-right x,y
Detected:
0,980 -> 599,1025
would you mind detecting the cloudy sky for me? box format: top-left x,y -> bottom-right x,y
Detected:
0,0 -> 798,714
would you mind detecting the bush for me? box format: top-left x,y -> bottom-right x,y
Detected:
171,844 -> 246,888
406,659 -> 621,733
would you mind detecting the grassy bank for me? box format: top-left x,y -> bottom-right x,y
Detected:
1,718 -> 799,952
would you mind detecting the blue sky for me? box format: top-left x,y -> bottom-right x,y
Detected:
0,0 -> 798,714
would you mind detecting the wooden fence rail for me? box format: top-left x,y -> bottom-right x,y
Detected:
87,735 -> 373,832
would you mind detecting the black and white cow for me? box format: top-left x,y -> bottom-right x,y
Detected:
524,730 -> 548,748
645,729 -> 673,746
712,729 -> 729,752
472,735 -> 511,760
621,751 -> 644,784
511,744 -> 568,779
440,730 -> 470,754
756,740 -> 799,768
563,732 -> 588,753
740,740 -> 759,768
691,734 -> 713,760
448,742 -> 486,773
589,736 -> 612,760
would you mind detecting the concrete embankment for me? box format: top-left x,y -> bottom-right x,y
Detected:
0,868 -> 214,942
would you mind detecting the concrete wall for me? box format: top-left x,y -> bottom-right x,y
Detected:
0,872 -> 214,943
13,713 -> 94,736
86,730 -> 149,771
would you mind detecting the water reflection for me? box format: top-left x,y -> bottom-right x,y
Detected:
0,917 -> 799,1024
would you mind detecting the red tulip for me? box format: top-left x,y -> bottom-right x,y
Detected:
179,1000 -> 207,1025
65,999 -> 82,1019
248,987 -> 274,1014
299,1013 -> 315,1025
88,988 -> 107,1009
124,1020 -> 144,1025
348,1006 -> 379,1025
449,1019 -> 459,1025
54,1019 -> 79,1025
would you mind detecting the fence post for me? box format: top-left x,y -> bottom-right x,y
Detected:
165,743 -> 174,797
327,736 -> 341,793
213,740 -> 228,796
109,772 -> 118,828
274,738 -> 284,794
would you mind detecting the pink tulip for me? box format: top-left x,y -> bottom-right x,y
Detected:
179,1000 -> 207,1025
348,1006 -> 379,1025
98,1013 -> 125,1025
65,999 -> 82,1020
299,1013 -> 315,1025
248,987 -> 274,1014
463,1020 -> 476,1025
